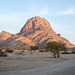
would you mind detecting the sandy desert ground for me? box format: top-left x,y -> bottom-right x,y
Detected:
0,51 -> 75,75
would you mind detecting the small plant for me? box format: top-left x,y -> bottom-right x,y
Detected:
0,49 -> 7,57
61,52 -> 70,54
31,46 -> 38,52
5,50 -> 14,53
23,48 -> 26,50
39,50 -> 44,52
71,51 -> 75,54
0,49 -> 2,52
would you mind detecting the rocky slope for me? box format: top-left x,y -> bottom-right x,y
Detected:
0,35 -> 35,49
0,31 -> 12,45
0,16 -> 75,49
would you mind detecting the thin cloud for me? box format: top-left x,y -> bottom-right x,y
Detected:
29,1 -> 39,10
28,1 -> 49,16
0,6 -> 49,24
39,7 -> 49,16
59,8 -> 75,15
0,14 -> 21,23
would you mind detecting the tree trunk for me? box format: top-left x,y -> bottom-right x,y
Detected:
34,50 -> 35,52
53,53 -> 56,58
57,52 -> 60,57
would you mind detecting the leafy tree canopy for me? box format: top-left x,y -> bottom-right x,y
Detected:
45,41 -> 67,58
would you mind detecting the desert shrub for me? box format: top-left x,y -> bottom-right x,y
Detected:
61,52 -> 70,54
23,49 -> 26,50
5,50 -> 14,53
0,50 -> 7,57
31,46 -> 38,52
39,50 -> 44,52
71,51 -> 75,54
0,49 -> 2,52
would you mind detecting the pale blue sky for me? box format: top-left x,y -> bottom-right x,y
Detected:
0,0 -> 75,45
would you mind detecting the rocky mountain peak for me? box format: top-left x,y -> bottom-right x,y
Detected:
20,16 -> 52,33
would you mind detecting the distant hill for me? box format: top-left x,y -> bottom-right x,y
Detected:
0,31 -> 12,45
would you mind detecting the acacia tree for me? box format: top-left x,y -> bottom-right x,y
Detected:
45,41 -> 66,58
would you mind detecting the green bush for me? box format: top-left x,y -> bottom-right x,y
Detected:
0,49 -> 2,52
39,50 -> 44,52
61,52 -> 70,54
23,49 -> 26,50
71,51 -> 75,54
0,50 -> 7,57
5,50 -> 14,53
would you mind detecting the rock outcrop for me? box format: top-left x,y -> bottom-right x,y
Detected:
0,16 -> 75,49
18,16 -> 75,49
0,31 -> 12,44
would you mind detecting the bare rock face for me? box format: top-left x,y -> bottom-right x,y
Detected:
20,17 -> 52,32
18,17 -> 53,36
0,31 -> 12,44
18,16 -> 75,49
0,31 -> 35,49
